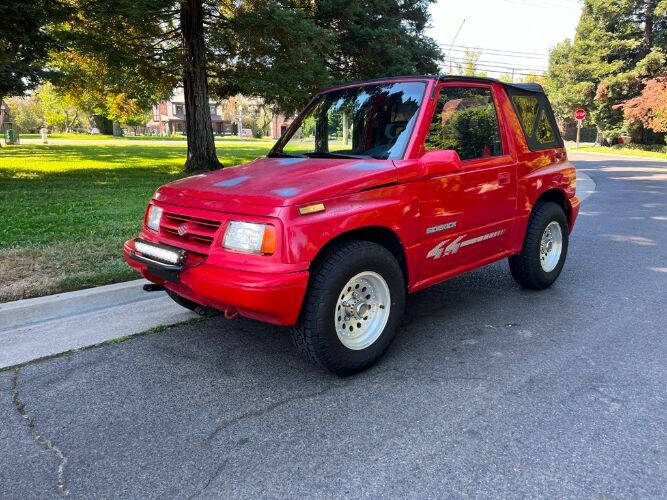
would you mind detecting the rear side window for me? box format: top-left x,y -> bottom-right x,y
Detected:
425,86 -> 503,161
508,89 -> 562,151
512,96 -> 539,137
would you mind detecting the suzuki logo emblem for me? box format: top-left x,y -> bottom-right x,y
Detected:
177,223 -> 189,236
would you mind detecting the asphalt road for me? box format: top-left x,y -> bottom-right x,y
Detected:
1,152 -> 665,498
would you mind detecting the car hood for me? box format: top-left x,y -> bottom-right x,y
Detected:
157,157 -> 398,207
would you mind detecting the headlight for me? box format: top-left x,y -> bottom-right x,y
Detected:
146,204 -> 163,232
223,221 -> 276,254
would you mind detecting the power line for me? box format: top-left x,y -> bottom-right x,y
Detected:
444,54 -> 547,69
445,57 -> 546,73
443,46 -> 548,61
442,58 -> 547,77
438,44 -> 547,58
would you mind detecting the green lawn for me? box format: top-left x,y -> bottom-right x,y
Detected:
20,133 -> 268,142
0,138 -> 275,302
569,145 -> 667,160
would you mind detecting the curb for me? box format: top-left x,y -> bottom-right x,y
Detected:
576,171 -> 596,202
0,278 -> 153,332
568,149 -> 667,162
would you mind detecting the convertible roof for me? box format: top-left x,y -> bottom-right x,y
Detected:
322,74 -> 545,94
439,75 -> 544,93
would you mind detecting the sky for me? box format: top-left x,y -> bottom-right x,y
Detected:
427,0 -> 583,79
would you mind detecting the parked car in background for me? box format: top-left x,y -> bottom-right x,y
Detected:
125,75 -> 579,375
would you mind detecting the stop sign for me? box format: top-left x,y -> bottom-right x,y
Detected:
575,108 -> 586,120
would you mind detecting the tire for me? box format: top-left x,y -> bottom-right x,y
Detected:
508,201 -> 569,290
292,240 -> 406,376
165,289 -> 219,317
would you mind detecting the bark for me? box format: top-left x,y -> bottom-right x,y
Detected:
644,0 -> 656,53
180,0 -> 221,172
315,108 -> 329,152
65,109 -> 77,133
342,114 -> 349,145
0,96 -> 4,147
112,120 -> 123,137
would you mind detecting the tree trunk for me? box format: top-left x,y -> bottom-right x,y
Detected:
315,108 -> 328,152
180,0 -> 221,172
0,96 -> 4,147
112,120 -> 123,137
342,114 -> 349,145
644,0 -> 655,53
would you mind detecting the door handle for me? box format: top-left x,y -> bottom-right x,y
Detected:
498,172 -> 511,185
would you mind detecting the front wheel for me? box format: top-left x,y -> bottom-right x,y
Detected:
509,201 -> 569,290
291,240 -> 405,376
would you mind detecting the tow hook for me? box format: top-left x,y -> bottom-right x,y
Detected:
224,307 -> 238,319
143,283 -> 165,292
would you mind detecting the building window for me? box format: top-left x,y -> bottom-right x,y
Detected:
173,104 -> 185,115
210,104 -> 217,115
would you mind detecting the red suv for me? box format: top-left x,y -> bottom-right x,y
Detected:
125,76 -> 579,375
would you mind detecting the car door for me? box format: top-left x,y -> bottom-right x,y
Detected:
417,82 -> 517,283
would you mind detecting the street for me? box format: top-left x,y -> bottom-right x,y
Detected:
1,152 -> 665,498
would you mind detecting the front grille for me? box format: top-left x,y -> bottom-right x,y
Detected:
159,211 -> 221,252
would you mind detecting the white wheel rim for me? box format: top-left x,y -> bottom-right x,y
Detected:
540,221 -> 563,273
334,271 -> 391,350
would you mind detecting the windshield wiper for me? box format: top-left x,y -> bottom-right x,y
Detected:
303,152 -> 368,159
267,151 -> 306,158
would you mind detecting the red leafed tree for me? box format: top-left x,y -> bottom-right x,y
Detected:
619,77 -> 667,133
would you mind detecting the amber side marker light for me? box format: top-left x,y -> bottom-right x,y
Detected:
299,203 -> 325,215
261,225 -> 277,255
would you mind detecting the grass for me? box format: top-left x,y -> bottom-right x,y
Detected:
20,133 -> 268,142
570,145 -> 667,160
0,138 -> 275,302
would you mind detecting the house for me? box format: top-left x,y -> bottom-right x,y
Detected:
271,114 -> 297,139
147,89 -> 233,135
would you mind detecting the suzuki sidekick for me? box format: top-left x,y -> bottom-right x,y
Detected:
125,76 -> 579,375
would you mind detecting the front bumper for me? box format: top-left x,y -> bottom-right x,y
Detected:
124,239 -> 308,326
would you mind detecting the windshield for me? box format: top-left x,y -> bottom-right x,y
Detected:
269,81 -> 426,160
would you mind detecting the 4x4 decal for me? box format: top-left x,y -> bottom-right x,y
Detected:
427,230 -> 505,259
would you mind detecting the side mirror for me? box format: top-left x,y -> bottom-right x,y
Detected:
418,149 -> 462,177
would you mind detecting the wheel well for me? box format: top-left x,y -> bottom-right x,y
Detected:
535,189 -> 571,224
309,226 -> 409,289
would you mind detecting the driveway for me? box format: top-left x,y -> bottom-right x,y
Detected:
1,152 -> 665,498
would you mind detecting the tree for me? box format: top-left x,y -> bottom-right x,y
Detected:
53,0 -> 217,171
209,0 -> 442,114
455,50 -> 483,77
54,0 -> 442,170
618,77 -> 667,133
545,0 -> 667,140
0,0 -> 70,105
7,96 -> 43,133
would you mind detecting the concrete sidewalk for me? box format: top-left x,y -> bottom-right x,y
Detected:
0,172 -> 596,370
0,280 -> 196,369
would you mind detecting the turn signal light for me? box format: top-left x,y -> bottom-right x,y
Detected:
261,225 -> 277,255
299,203 -> 325,215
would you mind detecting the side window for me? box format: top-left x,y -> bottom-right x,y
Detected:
536,111 -> 556,143
425,86 -> 503,161
512,95 -> 539,137
510,92 -> 560,149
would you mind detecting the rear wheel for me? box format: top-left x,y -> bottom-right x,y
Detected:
292,240 -> 405,376
509,202 -> 569,290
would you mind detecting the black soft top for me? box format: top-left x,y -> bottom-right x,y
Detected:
322,74 -> 546,95
438,75 -> 544,93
